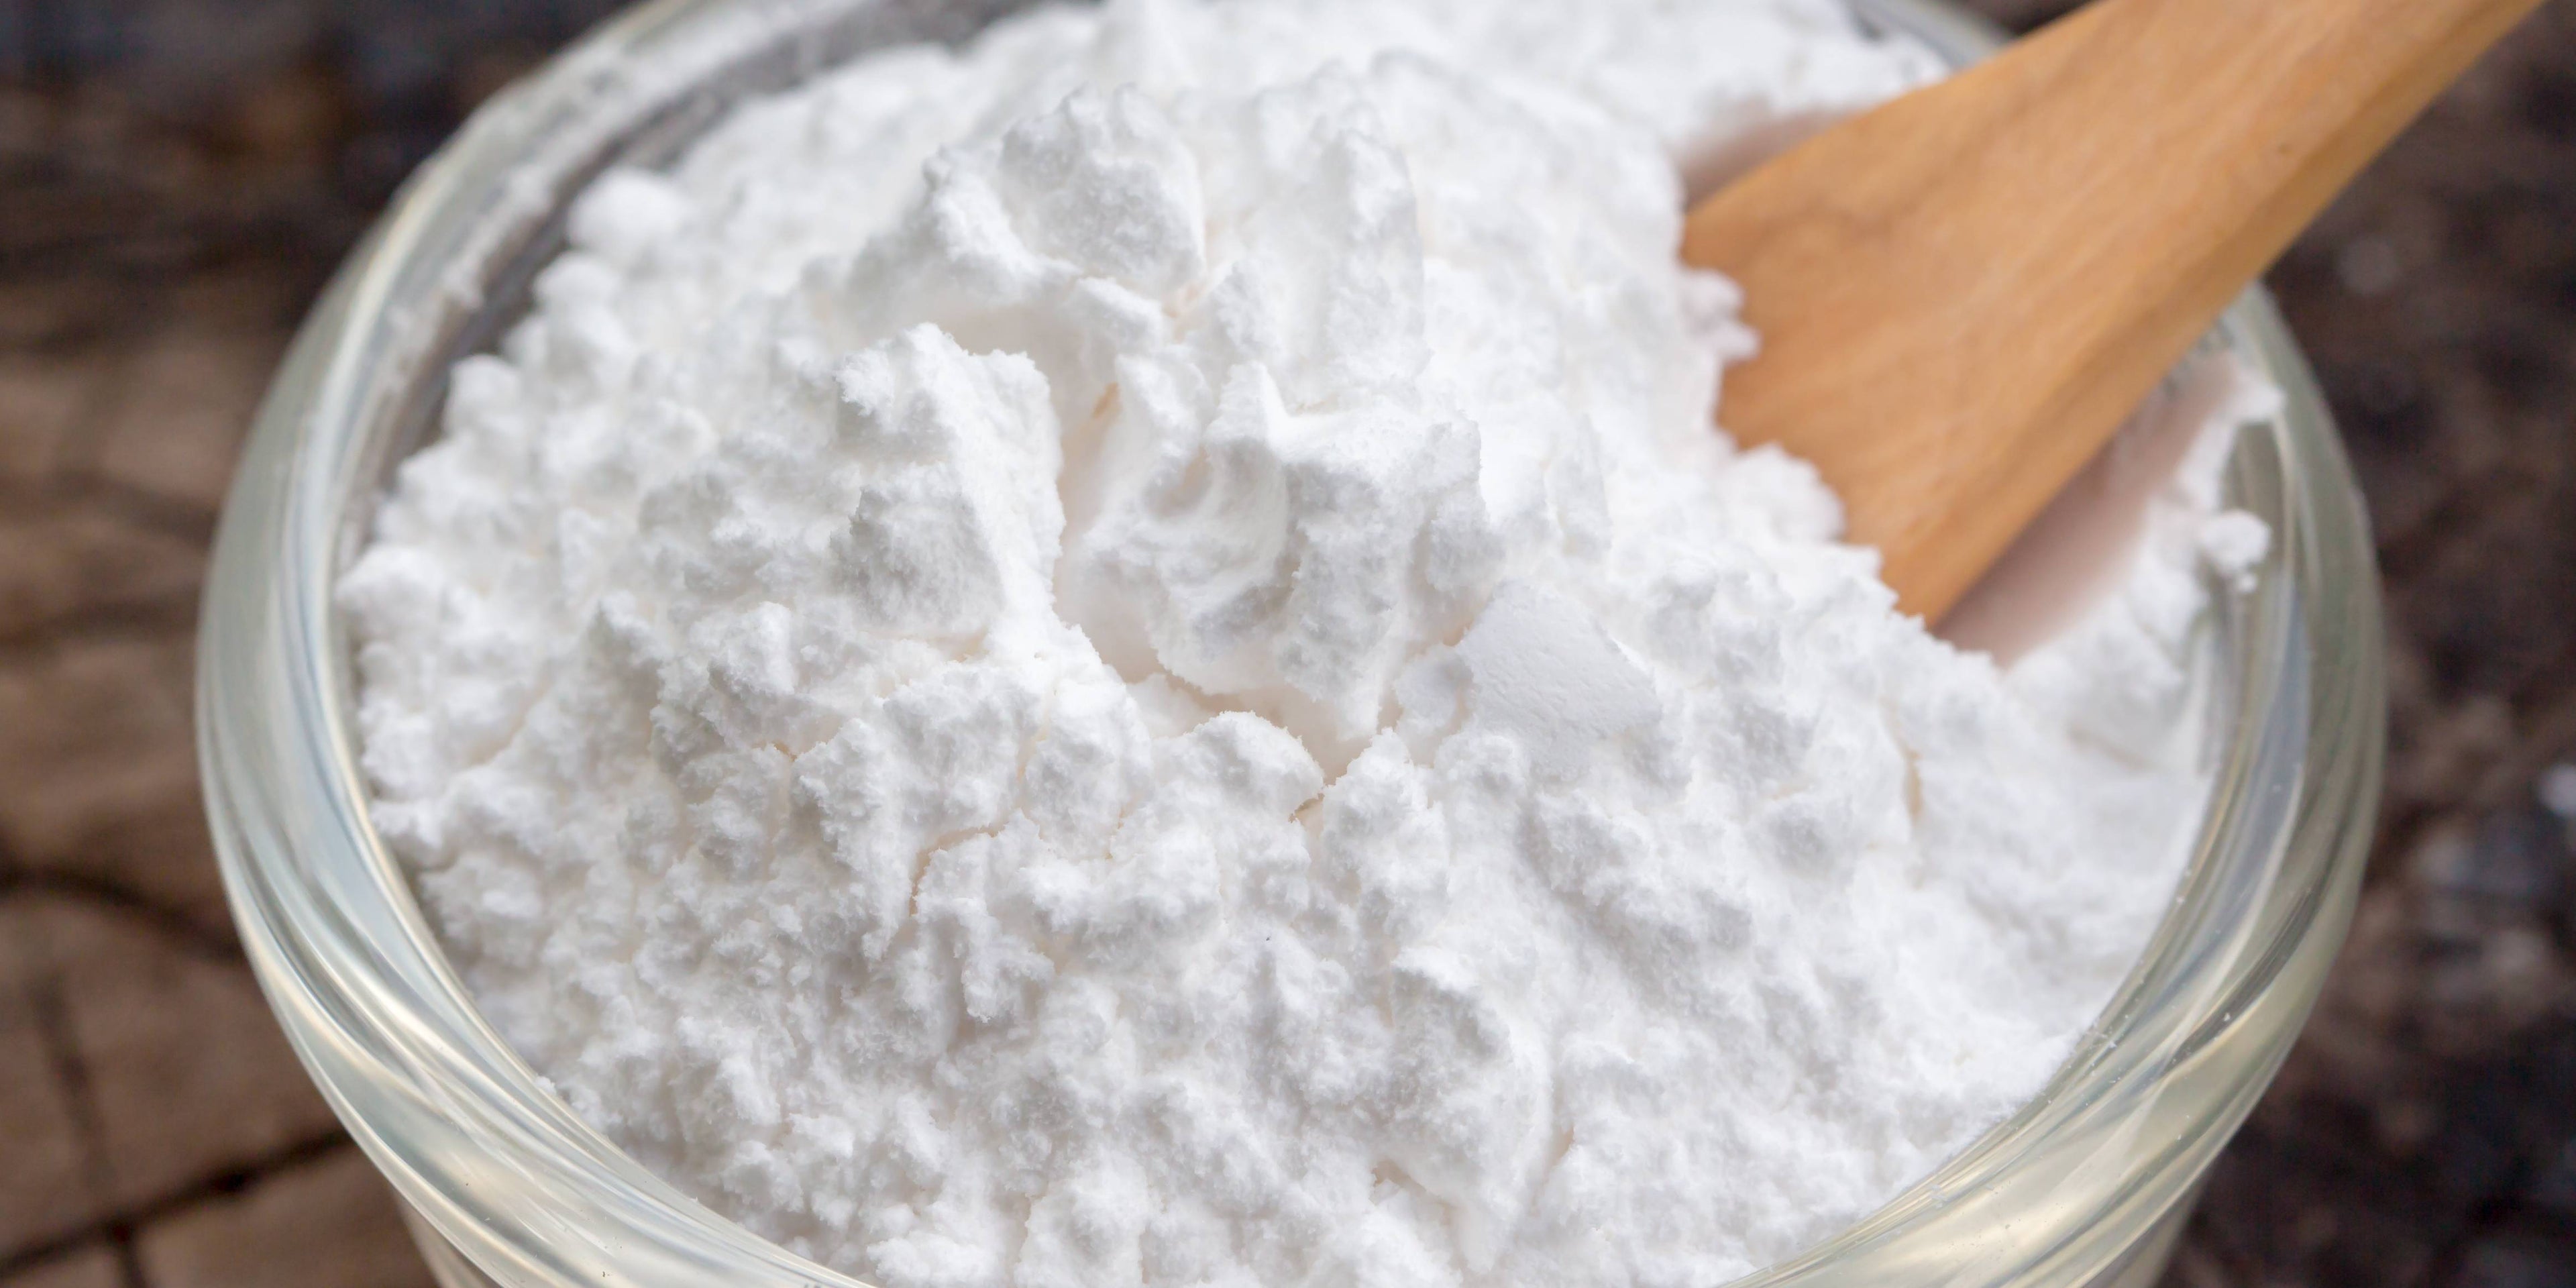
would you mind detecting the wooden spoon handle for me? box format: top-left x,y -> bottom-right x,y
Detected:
1683,0 -> 2545,621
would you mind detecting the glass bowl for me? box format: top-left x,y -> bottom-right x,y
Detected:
195,1 -> 2387,1285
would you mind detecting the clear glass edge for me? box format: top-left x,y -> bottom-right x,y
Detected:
194,1 -> 2390,1285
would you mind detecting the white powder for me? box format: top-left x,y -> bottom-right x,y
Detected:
341,1 -> 2277,1283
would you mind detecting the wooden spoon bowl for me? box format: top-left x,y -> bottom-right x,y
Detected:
1682,0 -> 2546,623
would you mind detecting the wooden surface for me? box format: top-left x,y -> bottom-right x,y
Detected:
1686,0 -> 2549,620
1,1 -> 2573,1285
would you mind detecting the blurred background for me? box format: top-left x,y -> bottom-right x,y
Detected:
1,1 -> 2573,1285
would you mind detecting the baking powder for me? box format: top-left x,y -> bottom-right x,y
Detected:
342,0 -> 2275,1283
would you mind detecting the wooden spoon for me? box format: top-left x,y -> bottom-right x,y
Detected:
1682,0 -> 2545,623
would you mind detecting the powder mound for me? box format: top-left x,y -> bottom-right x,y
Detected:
341,1 -> 2275,1285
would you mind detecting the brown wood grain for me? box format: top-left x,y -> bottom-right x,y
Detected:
1684,0 -> 2549,620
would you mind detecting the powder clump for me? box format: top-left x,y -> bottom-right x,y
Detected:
342,1 -> 2274,1284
